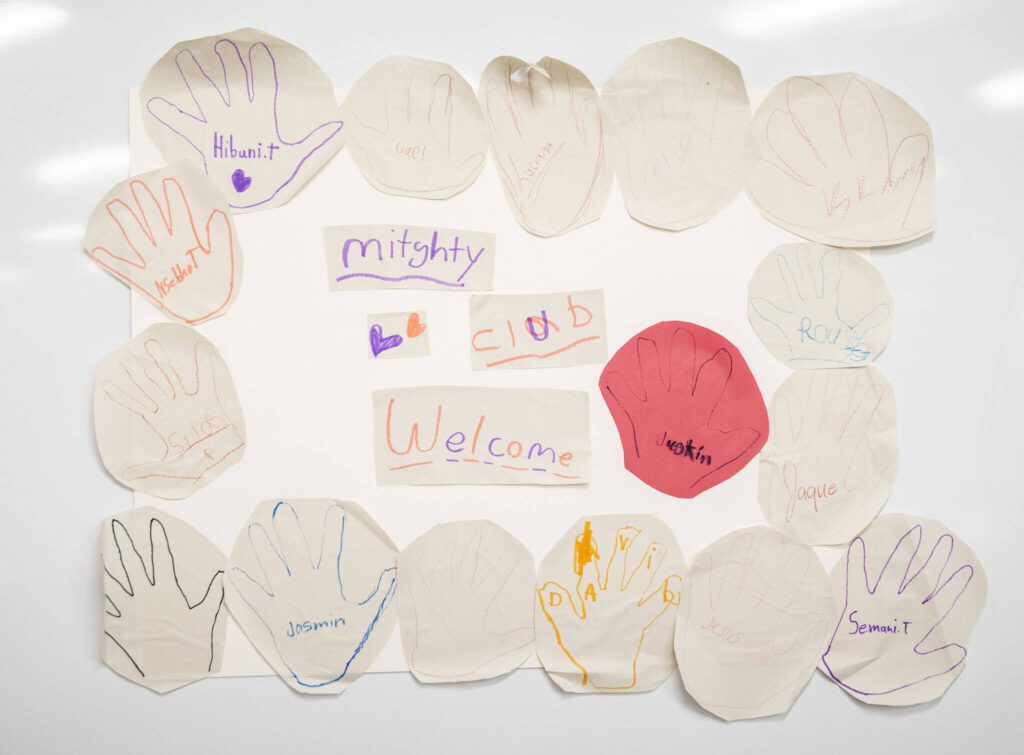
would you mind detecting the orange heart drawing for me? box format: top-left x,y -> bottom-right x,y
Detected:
406,313 -> 426,338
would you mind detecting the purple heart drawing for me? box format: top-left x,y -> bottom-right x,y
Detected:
369,324 -> 403,357
231,168 -> 252,193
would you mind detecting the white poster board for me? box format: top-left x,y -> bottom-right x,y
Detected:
129,87 -> 812,677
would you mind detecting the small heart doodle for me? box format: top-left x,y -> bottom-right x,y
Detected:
406,313 -> 427,338
231,169 -> 252,193
369,324 -> 403,357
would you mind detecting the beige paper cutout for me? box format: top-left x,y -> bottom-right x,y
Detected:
342,56 -> 487,198
747,73 -> 935,247
479,56 -> 612,237
102,506 -> 227,693
367,311 -> 430,360
373,386 -> 590,485
85,161 -> 242,325
602,38 -> 756,231
323,224 -> 495,291
819,514 -> 987,706
675,525 -> 836,720
140,27 -> 344,213
398,521 -> 535,683
759,367 -> 897,545
94,323 -> 246,499
748,243 -> 893,368
536,514 -> 686,693
225,499 -> 398,695
469,289 -> 607,370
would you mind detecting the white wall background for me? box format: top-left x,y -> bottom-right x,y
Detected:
1,1 -> 1021,752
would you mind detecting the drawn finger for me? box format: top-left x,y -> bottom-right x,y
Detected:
691,348 -> 733,409
636,574 -> 680,628
145,96 -> 209,154
762,540 -> 811,611
89,244 -> 145,282
635,337 -> 666,398
112,517 -> 152,591
143,338 -> 186,396
905,532 -> 955,599
838,78 -> 888,177
228,565 -> 275,618
538,580 -> 584,622
604,525 -> 641,590
776,251 -> 804,303
785,76 -> 843,166
839,379 -> 884,454
213,38 -> 249,104
750,296 -> 794,330
922,562 -> 975,623
246,41 -> 278,108
427,72 -> 454,127
107,195 -> 155,256
888,133 -> 930,191
849,302 -> 891,339
319,502 -> 347,573
189,340 -> 220,400
147,517 -> 177,587
271,501 -> 313,576
764,108 -> 819,186
623,542 -> 666,600
666,327 -> 697,394
173,47 -> 225,112
877,525 -> 923,595
161,177 -> 201,244
690,57 -> 725,121
721,530 -> 754,604
819,247 -> 843,299
100,379 -> 155,416
195,571 -> 226,633
842,535 -> 871,603
685,552 -> 714,617
795,244 -> 820,299
129,178 -> 172,242
245,520 -> 290,592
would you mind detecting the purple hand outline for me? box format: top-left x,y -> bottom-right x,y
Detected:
821,524 -> 978,701
145,37 -> 343,211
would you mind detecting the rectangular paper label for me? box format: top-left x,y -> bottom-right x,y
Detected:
469,289 -> 607,370
324,224 -> 495,291
373,386 -> 590,485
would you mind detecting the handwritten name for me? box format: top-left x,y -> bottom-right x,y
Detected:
798,316 -> 870,362
847,610 -> 911,636
153,247 -> 206,299
657,432 -> 712,465
701,615 -> 743,644
286,616 -> 346,637
212,132 -> 278,160
797,482 -> 839,511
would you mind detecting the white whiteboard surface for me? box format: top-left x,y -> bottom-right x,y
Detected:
2,1 -> 1021,753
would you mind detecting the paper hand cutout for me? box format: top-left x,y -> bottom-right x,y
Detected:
751,75 -> 933,246
481,56 -> 611,237
760,367 -> 896,545
678,527 -> 833,720
601,323 -> 767,498
538,521 -> 682,690
402,521 -> 535,682
99,333 -> 245,493
103,513 -> 225,693
602,38 -> 754,230
228,501 -> 397,691
344,57 -> 486,198
749,244 -> 892,367
145,36 -> 343,211
89,166 -> 238,325
822,522 -> 981,703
